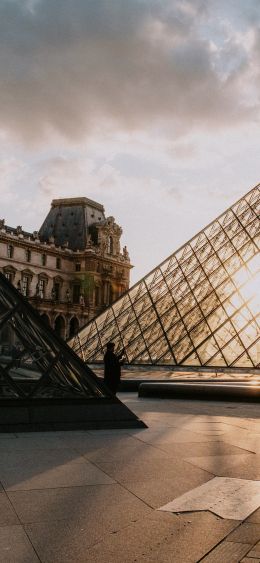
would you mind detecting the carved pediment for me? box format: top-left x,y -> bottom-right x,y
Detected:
3,265 -> 17,273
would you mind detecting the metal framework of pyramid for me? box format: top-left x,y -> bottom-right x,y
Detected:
70,184 -> 260,370
0,273 -> 144,430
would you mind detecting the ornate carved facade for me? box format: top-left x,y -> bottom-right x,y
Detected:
0,197 -> 131,339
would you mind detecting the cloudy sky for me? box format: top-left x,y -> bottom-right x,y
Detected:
0,0 -> 259,283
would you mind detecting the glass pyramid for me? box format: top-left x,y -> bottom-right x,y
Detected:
69,185 -> 260,370
0,271 -> 112,399
0,272 -> 145,429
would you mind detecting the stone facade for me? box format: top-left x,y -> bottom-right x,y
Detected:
0,197 -> 131,339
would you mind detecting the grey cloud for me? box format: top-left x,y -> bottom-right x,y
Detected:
0,0 -> 258,143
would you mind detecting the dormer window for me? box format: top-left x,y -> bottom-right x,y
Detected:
108,236 -> 113,255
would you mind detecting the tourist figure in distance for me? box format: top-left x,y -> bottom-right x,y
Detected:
104,341 -> 125,394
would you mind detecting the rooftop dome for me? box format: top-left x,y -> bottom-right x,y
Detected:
39,197 -> 106,251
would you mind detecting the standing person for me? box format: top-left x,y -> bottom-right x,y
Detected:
104,342 -> 125,394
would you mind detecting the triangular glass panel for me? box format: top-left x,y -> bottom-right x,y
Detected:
205,351 -> 227,367
183,352 -> 201,366
158,350 -> 175,365
70,185 -> 260,369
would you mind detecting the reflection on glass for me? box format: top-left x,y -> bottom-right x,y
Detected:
69,185 -> 260,368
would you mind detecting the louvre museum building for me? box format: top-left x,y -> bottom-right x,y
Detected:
0,197 -> 131,340
0,184 -> 259,375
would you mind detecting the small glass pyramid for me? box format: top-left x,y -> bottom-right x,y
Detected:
69,184 -> 259,369
0,272 -> 111,399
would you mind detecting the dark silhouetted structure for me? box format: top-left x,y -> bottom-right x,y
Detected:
0,273 -> 145,431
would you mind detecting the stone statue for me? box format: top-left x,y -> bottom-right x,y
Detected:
123,246 -> 129,260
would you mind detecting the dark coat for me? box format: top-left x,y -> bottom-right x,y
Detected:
104,350 -> 123,394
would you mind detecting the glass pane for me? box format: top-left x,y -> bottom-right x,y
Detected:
70,185 -> 259,369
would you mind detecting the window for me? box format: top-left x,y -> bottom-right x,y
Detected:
53,282 -> 60,301
25,249 -> 31,262
21,276 -> 29,297
75,263 -> 81,272
56,257 -> 61,269
7,244 -> 14,258
5,272 -> 13,283
41,254 -> 47,266
37,278 -> 45,299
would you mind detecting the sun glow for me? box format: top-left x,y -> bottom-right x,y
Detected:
233,253 -> 260,311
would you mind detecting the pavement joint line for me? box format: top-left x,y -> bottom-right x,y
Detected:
222,439 -> 259,455
88,458 -> 155,511
5,482 -> 119,493
3,485 -> 42,562
199,534 -> 260,562
196,516 -> 251,562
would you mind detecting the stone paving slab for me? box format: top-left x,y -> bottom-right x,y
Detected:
0,458 -> 115,491
208,453 -> 260,480
119,471 -> 213,509
8,483 -> 152,525
200,541 -> 251,562
186,453 -> 255,476
182,421 -> 231,435
155,441 -> 250,458
0,448 -> 86,467
0,525 -> 40,563
0,394 -> 259,562
247,507 -> 260,523
0,492 -> 20,525
94,455 -> 212,484
227,522 -> 260,544
126,428 -> 223,445
248,541 -> 260,557
81,511 -> 236,563
57,433 -> 141,452
79,441 -> 171,463
159,477 -> 260,520
223,430 -> 260,454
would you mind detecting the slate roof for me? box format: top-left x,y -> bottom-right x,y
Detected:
39,197 -> 105,251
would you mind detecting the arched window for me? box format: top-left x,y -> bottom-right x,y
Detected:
69,317 -> 79,338
40,313 -> 50,325
54,315 -> 65,338
107,236 -> 113,254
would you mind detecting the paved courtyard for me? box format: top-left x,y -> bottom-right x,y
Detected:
0,393 -> 260,562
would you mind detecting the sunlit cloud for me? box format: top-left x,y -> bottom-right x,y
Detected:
0,0 -> 259,282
